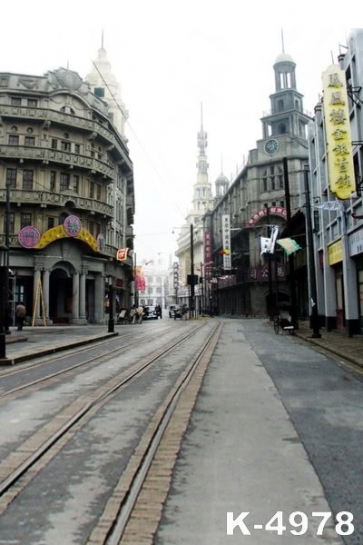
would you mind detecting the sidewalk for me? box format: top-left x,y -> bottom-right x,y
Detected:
0,325 -> 117,365
292,320 -> 363,368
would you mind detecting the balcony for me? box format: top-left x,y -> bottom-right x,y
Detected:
0,104 -> 131,163
0,188 -> 114,218
0,145 -> 114,179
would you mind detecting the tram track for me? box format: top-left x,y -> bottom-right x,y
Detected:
88,320 -> 222,545
0,321 -> 211,517
0,325 -> 177,400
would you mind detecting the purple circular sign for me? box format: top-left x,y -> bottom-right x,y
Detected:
64,215 -> 82,237
18,226 -> 41,248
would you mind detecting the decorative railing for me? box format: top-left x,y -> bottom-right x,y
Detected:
0,188 -> 114,217
0,145 -> 114,179
0,105 -> 130,160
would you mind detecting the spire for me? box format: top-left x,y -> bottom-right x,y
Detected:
101,29 -> 104,50
281,29 -> 285,54
197,102 -> 207,159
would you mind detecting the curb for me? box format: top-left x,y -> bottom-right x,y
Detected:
0,331 -> 119,366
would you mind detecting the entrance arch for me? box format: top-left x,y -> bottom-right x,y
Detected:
49,262 -> 74,323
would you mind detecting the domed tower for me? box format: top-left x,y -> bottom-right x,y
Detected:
215,171 -> 229,201
85,34 -> 129,139
261,49 -> 310,142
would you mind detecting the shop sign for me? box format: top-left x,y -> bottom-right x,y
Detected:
328,239 -> 343,265
248,207 -> 287,227
222,215 -> 232,269
349,229 -> 363,257
322,65 -> 355,200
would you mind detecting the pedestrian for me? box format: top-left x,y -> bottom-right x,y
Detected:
15,302 -> 26,331
155,304 -> 162,319
136,305 -> 144,324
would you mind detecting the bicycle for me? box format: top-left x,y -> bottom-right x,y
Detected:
273,315 -> 281,334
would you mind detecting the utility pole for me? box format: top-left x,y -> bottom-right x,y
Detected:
189,223 -> 195,317
283,157 -> 298,329
265,205 -> 273,319
304,164 -> 321,338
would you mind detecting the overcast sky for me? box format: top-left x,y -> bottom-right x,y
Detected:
1,1 -> 361,266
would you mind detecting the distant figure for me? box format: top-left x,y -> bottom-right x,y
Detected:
15,302 -> 26,331
155,304 -> 162,319
129,304 -> 138,324
181,304 -> 188,320
136,306 -> 144,324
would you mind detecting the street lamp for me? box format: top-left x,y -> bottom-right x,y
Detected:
0,244 -> 9,360
107,276 -> 115,333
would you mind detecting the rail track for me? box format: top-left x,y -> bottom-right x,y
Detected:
0,319 -> 221,545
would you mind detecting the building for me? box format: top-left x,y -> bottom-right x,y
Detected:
175,106 -> 215,312
137,255 -> 171,309
205,49 -> 311,317
0,49 -> 135,324
308,29 -> 363,335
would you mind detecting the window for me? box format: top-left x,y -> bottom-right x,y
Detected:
89,181 -> 95,198
60,173 -> 70,191
6,168 -> 17,189
27,99 -> 38,108
50,171 -> 56,191
89,221 -> 95,236
262,170 -> 268,192
22,170 -> 34,190
73,175 -> 79,193
21,213 -> 32,229
51,138 -> 58,149
24,136 -> 35,146
94,87 -> 105,98
74,143 -> 80,154
47,217 -> 55,229
61,140 -> 71,152
8,134 -> 19,145
59,213 -> 67,224
11,97 -> 21,106
96,184 -> 101,200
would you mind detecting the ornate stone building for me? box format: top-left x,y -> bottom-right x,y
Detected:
0,51 -> 135,324
206,50 -> 311,317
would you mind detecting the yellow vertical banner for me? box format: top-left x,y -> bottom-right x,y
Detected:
322,65 -> 355,200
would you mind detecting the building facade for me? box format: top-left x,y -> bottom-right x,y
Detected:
0,54 -> 135,324
205,50 -> 311,317
309,29 -> 363,335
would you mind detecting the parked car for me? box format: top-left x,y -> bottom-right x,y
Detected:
169,304 -> 181,318
143,305 -> 158,319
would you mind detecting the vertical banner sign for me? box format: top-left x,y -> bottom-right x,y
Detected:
204,231 -> 213,279
322,65 -> 355,200
173,262 -> 179,291
222,215 -> 232,269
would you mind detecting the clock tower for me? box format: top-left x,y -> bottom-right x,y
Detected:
260,52 -> 311,154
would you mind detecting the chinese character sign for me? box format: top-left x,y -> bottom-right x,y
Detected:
322,65 -> 355,200
204,231 -> 213,279
222,215 -> 232,269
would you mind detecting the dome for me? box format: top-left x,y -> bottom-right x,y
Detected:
216,173 -> 229,184
274,52 -> 295,65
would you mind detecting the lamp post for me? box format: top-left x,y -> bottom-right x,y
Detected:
4,173 -> 11,335
107,276 -> 115,333
304,164 -> 321,338
0,245 -> 9,359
